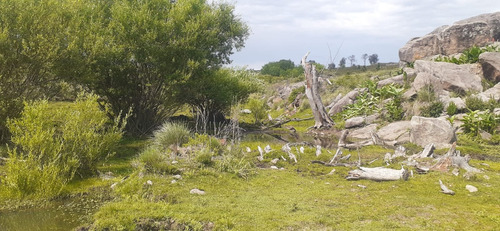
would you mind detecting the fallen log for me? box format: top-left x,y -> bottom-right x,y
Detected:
346,167 -> 409,181
439,179 -> 455,195
431,142 -> 482,173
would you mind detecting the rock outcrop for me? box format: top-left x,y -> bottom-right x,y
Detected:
399,12 -> 500,63
328,88 -> 366,115
409,116 -> 456,148
376,121 -> 411,144
475,82 -> 500,102
479,52 -> 500,83
410,60 -> 483,94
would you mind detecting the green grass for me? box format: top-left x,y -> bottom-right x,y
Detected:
88,141 -> 500,230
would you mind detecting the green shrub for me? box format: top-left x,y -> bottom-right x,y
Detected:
185,134 -> 223,154
465,96 -> 487,111
195,148 -> 214,167
447,101 -> 458,116
245,96 -> 268,125
461,110 -> 500,137
152,122 -> 190,150
288,86 -> 305,104
420,101 -> 444,117
434,45 -> 498,64
216,147 -> 255,179
137,147 -> 179,175
4,93 -> 126,198
416,84 -> 436,102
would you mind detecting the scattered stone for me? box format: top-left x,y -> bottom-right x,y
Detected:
315,145 -> 322,157
146,180 -> 153,186
241,109 -> 252,114
483,175 -> 490,180
465,185 -> 478,193
171,180 -> 177,184
270,166 -> 279,170
480,131 -> 493,140
264,145 -> 272,153
280,167 -> 285,170
246,147 -> 251,153
171,160 -> 178,164
173,175 -> 182,180
377,74 -> 404,87
270,158 -> 279,164
474,82 -> 500,102
190,188 -> 205,195
344,116 -> 365,128
481,163 -> 490,167
452,168 -> 460,176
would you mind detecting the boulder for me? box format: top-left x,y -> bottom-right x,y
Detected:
349,124 -> 378,140
409,116 -> 456,148
399,12 -> 500,63
479,52 -> 500,84
411,60 -> 483,94
377,121 -> 411,143
475,82 -> 500,102
328,88 -> 367,115
377,74 -> 404,87
344,116 -> 365,128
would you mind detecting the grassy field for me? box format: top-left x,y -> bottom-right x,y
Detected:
83,138 -> 500,230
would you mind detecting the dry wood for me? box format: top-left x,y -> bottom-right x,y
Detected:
302,52 -> 333,128
439,179 -> 455,195
329,148 -> 343,164
346,166 -> 409,181
431,142 -> 482,173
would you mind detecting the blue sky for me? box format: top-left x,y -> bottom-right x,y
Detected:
228,0 -> 500,69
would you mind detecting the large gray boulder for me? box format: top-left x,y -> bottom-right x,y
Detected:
479,52 -> 500,84
377,121 -> 411,143
399,12 -> 500,63
411,60 -> 483,94
475,82 -> 500,102
328,88 -> 367,115
410,116 -> 456,148
349,124 -> 378,140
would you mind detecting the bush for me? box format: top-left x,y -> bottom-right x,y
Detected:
185,134 -> 223,154
287,86 -> 305,104
416,84 -> 436,102
152,122 -> 190,151
137,147 -> 179,175
4,94 -> 126,198
245,96 -> 268,125
447,101 -> 458,116
465,96 -> 487,111
461,110 -> 500,137
420,101 -> 444,117
216,147 -> 255,179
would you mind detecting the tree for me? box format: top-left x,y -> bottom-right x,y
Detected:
261,59 -> 299,77
61,0 -> 249,135
362,54 -> 369,66
348,55 -> 356,67
302,52 -> 333,128
328,63 -> 336,70
0,0 -> 73,141
369,54 -> 379,65
339,57 -> 346,68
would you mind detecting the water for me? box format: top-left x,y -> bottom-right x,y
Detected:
0,192 -> 109,231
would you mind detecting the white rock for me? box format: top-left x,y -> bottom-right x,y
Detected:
241,109 -> 252,114
299,146 -> 304,154
264,145 -> 272,153
465,185 -> 478,193
173,174 -> 182,179
270,158 -> 279,164
270,166 -> 279,170
171,160 -> 178,164
171,180 -> 177,184
190,188 -> 205,195
484,175 -> 490,180
246,147 -> 251,153
146,180 -> 153,185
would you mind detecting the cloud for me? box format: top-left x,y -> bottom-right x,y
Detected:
230,0 -> 500,69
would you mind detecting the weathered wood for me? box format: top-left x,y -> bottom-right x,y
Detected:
329,148 -> 343,164
439,179 -> 455,195
431,142 -> 481,173
419,143 -> 435,158
302,52 -> 334,128
346,167 -> 409,181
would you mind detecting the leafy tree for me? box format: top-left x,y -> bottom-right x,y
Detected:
328,63 -> 336,70
348,55 -> 356,67
339,57 -> 346,68
0,0 -> 73,141
261,59 -> 297,77
61,0 -> 249,135
362,54 -> 369,66
369,54 -> 379,65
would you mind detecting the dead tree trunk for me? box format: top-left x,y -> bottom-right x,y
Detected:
346,167 -> 409,181
302,52 -> 334,128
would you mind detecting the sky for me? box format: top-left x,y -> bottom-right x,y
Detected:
228,0 -> 500,69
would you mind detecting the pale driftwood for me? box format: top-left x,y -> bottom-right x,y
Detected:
281,143 -> 297,163
419,143 -> 435,158
346,167 -> 409,181
439,180 -> 455,195
431,142 -> 481,173
329,148 -> 343,164
302,52 -> 334,128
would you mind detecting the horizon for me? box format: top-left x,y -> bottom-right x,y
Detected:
228,1 -> 500,70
